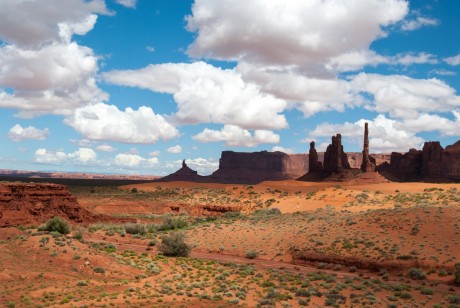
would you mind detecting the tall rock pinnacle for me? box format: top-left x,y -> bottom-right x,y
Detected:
360,122 -> 376,172
308,141 -> 322,172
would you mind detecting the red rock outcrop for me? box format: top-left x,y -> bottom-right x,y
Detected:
442,141 -> 460,180
378,140 -> 460,182
208,151 -> 308,183
0,182 -> 96,227
323,134 -> 350,174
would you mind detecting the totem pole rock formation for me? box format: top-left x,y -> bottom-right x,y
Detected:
308,141 -> 322,172
323,134 -> 350,174
360,122 -> 376,172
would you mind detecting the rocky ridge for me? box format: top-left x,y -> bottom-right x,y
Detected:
0,182 -> 96,227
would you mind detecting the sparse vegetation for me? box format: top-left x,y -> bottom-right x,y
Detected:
41,216 -> 71,234
158,232 -> 191,257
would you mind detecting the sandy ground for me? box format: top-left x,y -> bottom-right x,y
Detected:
1,180 -> 459,307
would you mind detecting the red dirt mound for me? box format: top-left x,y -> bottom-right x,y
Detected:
0,182 -> 98,227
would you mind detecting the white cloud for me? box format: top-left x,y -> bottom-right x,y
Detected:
326,51 -> 437,72
237,62 -> 358,117
114,153 -> 158,168
401,16 -> 438,31
394,52 -> 438,65
0,42 -> 107,118
308,114 -> 425,152
95,144 -> 116,152
350,73 -> 460,119
64,103 -> 179,144
0,0 -> 107,47
396,112 -> 460,136
429,69 -> 456,76
444,54 -> 460,66
186,0 -> 408,73
104,61 -> 287,130
193,125 -> 280,147
146,46 -> 155,52
116,0 -> 137,8
167,145 -> 182,154
149,151 -> 160,157
8,124 -> 49,142
34,147 -> 97,164
271,146 -> 294,154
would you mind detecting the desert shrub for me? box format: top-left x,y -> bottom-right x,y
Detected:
157,217 -> 188,231
93,267 -> 105,274
245,250 -> 258,259
131,188 -> 138,193
158,232 -> 191,257
148,239 -> 157,246
408,268 -> 426,280
43,216 -> 71,235
124,223 -> 146,235
223,211 -> 242,219
449,295 -> 460,304
455,263 -> 460,285
76,281 -> 88,286
253,207 -> 282,217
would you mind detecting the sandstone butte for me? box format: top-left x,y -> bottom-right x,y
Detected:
159,123 -> 460,184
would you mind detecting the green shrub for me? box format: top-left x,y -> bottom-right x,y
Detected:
408,268 -> 426,280
157,217 -> 188,231
455,263 -> 460,285
93,267 -> 105,274
124,223 -> 146,235
158,232 -> 191,257
43,217 -> 71,234
245,250 -> 258,259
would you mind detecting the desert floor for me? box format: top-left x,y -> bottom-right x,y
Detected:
1,180 -> 459,307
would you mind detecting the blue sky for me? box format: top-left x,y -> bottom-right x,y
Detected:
0,0 -> 459,175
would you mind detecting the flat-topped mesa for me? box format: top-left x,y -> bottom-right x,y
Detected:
323,134 -> 350,174
360,122 -> 376,172
308,141 -> 322,172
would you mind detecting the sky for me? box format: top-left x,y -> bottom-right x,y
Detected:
0,0 -> 459,176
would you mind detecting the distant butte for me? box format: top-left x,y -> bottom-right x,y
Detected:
158,124 -> 459,184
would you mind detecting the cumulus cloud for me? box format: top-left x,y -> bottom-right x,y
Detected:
64,103 -> 179,144
350,73 -> 460,119
34,147 -> 97,164
396,112 -> 460,136
104,61 -> 287,130
271,146 -> 294,154
8,124 -> 49,142
193,125 -> 280,147
238,63 -> 359,117
186,0 -> 408,73
0,42 -> 106,117
114,153 -> 158,167
95,144 -> 116,152
326,51 -> 438,72
401,16 -> 438,31
0,0 -> 109,118
308,115 -> 425,152
444,54 -> 460,66
116,0 -> 137,8
0,0 -> 107,47
167,145 -> 182,154
149,151 -> 160,157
